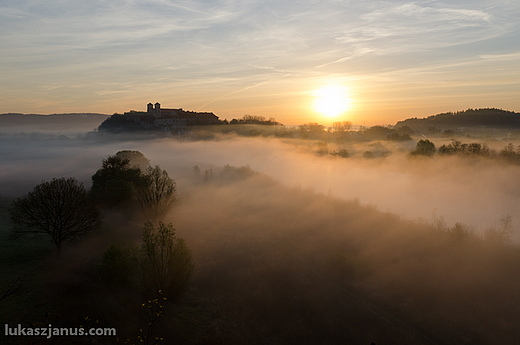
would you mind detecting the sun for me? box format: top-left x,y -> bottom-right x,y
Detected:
313,84 -> 352,119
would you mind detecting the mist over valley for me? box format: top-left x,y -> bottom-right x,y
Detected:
2,116 -> 520,237
2,113 -> 520,344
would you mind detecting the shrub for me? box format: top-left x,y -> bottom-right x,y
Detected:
138,222 -> 194,300
411,139 -> 435,156
98,244 -> 137,288
448,222 -> 471,243
363,151 -> 374,159
330,149 -> 349,158
484,215 -> 514,244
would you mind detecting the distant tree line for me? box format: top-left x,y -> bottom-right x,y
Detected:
361,125 -> 412,141
225,115 -> 281,125
290,123 -> 412,142
438,140 -> 492,157
396,108 -> 520,130
410,139 -> 520,164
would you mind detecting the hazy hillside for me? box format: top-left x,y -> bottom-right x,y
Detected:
2,130 -> 520,344
396,108 -> 520,131
0,113 -> 109,134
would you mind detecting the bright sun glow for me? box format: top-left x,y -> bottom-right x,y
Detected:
313,84 -> 352,118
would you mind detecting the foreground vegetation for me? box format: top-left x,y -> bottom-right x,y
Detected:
1,151 -> 193,344
2,161 -> 520,344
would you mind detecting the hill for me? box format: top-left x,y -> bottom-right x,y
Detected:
0,113 -> 109,134
395,108 -> 520,131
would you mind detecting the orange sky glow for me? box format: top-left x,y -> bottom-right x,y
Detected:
1,1 -> 519,126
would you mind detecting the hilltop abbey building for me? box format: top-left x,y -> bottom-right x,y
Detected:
147,102 -> 219,126
125,102 -> 219,128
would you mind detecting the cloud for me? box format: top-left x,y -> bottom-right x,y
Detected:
335,2 -> 497,54
0,6 -> 33,19
1,0 -> 519,118
480,52 -> 520,61
362,3 -> 491,23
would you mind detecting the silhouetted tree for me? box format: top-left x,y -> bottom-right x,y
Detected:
137,166 -> 178,219
115,150 -> 150,170
299,123 -> 326,139
411,139 -> 436,156
315,141 -> 329,155
91,155 -> 148,206
499,143 -> 518,162
9,177 -> 102,258
438,140 -> 462,155
220,164 -> 255,181
448,222 -> 470,243
363,151 -> 375,159
330,148 -> 349,158
138,222 -> 194,300
484,215 -> 514,244
193,165 -> 201,179
225,115 -> 280,125
465,142 -> 482,156
333,121 -> 352,131
203,169 -> 214,183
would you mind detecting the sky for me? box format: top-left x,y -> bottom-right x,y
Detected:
1,0 -> 519,125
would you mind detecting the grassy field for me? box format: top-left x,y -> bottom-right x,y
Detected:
0,197 -> 56,341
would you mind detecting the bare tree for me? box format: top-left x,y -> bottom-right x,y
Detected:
138,222 -> 194,300
9,177 -> 103,258
137,166 -> 177,219
484,215 -> 514,244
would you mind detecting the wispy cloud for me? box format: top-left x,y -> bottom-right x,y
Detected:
336,2 -> 498,53
480,52 -> 520,61
1,0 -> 519,120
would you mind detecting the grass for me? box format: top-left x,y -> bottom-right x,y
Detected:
0,197 -> 56,337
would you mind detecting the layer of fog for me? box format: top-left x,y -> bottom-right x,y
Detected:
1,134 -> 519,239
0,114 -> 107,137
